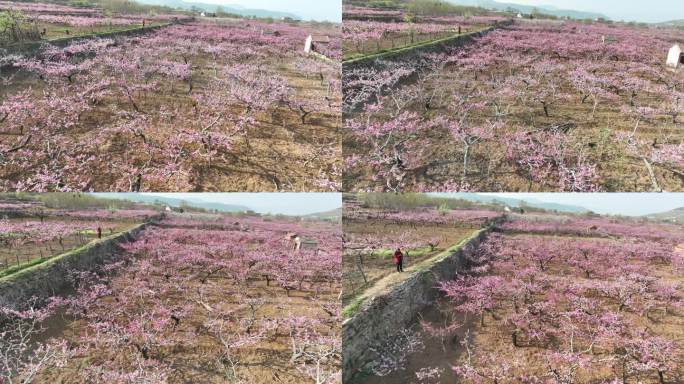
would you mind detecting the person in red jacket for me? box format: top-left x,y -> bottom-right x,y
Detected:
393,248 -> 404,272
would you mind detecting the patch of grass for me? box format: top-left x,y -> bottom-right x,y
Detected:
342,296 -> 365,318
0,242 -> 87,281
0,256 -> 50,279
0,223 -> 143,282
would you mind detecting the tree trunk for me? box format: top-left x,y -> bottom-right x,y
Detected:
357,255 -> 367,285
512,331 -> 518,347
462,144 -> 470,184
642,157 -> 661,192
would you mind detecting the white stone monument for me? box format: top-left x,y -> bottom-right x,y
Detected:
304,35 -> 313,54
666,44 -> 682,68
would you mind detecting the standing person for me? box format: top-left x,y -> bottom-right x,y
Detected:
393,248 -> 404,272
97,226 -> 102,239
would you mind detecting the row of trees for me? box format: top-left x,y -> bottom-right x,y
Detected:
500,216 -> 684,245
343,19 -> 472,56
344,207 -> 500,226
0,218 -> 96,250
443,232 -> 683,382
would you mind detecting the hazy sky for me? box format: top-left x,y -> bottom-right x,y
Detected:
146,193 -> 341,215
185,0 -> 341,22
503,0 -> 684,23
483,193 -> 684,216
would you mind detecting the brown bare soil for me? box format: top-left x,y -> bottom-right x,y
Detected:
38,278 -> 339,384
343,25 -> 684,192
194,62 -> 341,192
1,26 -> 341,192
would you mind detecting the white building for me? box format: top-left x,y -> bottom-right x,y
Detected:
666,44 -> 682,68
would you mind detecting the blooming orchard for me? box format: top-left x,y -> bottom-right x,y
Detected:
343,19 -> 684,192
371,214 -> 684,383
0,213 -> 342,383
0,19 -> 341,191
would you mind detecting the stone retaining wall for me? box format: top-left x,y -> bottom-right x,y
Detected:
0,223 -> 147,308
342,225 -> 496,383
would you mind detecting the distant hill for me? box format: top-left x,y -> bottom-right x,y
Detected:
447,0 -> 608,20
644,207 -> 684,223
658,19 -> 684,27
93,193 -> 251,213
303,207 -> 342,221
455,193 -> 591,213
135,0 -> 301,19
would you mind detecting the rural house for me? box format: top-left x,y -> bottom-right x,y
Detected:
304,34 -> 331,54
666,44 -> 683,68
